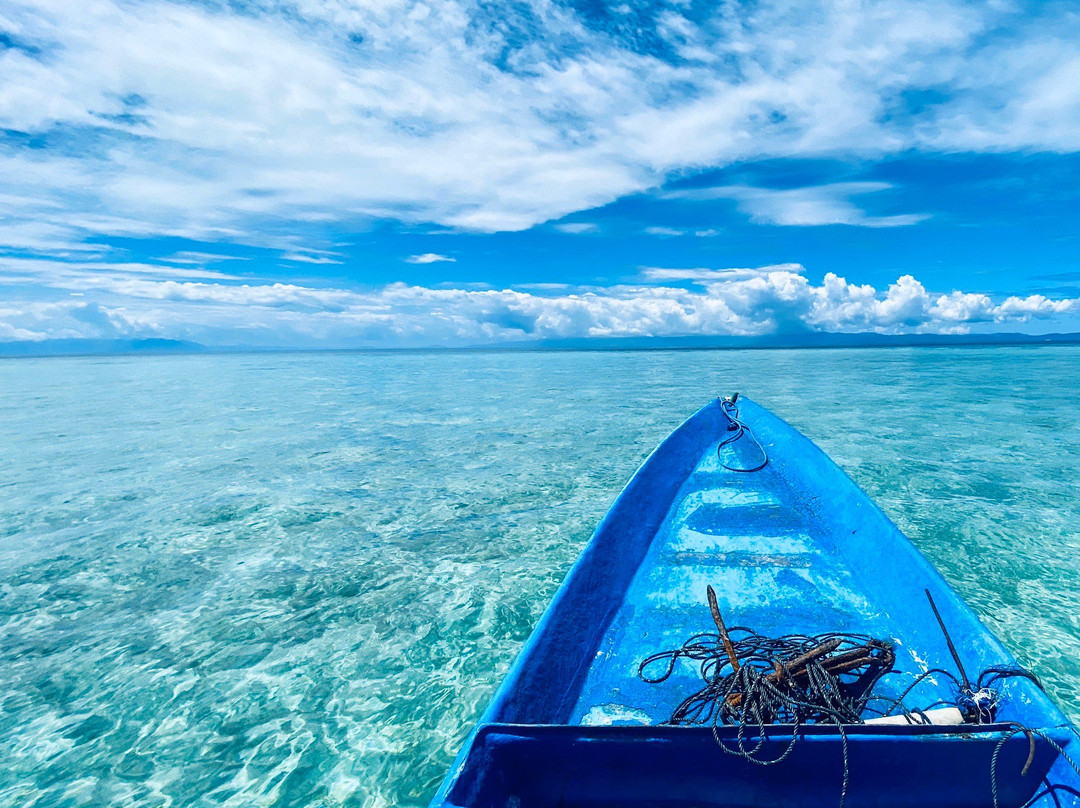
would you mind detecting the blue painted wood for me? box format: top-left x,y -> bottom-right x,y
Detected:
430,397 -> 1080,808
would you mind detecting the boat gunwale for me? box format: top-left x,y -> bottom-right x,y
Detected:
465,720 -> 1076,740
479,399 -> 730,725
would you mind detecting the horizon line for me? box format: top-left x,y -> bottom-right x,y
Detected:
3,331 -> 1080,359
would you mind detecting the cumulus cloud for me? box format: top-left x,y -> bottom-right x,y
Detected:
3,260 -> 1077,348
1,0 -> 1079,254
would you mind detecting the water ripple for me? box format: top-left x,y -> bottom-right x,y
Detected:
0,348 -> 1078,806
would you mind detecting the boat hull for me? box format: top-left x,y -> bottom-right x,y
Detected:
431,398 -> 1079,807
442,724 -> 1068,808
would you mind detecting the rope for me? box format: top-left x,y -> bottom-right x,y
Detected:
639,629 -> 895,729
639,593 -> 1061,808
990,724 -> 1080,808
639,626 -> 895,808
717,393 -> 768,473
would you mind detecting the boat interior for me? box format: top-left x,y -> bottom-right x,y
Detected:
433,398 -> 1078,808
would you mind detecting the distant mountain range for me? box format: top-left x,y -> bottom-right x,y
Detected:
2,331 -> 1080,357
0,338 -> 206,357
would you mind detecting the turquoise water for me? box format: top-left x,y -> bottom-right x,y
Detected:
1,347 -> 1079,807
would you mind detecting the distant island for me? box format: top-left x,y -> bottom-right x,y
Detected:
2,332 -> 1080,358
0,338 -> 206,357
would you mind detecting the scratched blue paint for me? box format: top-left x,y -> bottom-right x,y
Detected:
430,398 -> 1080,808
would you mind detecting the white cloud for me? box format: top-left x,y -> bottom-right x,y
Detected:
0,256 -> 242,284
642,264 -> 806,282
669,183 -> 930,227
281,252 -> 344,265
2,259 -> 1077,348
644,226 -> 722,237
0,0 -> 1079,253
405,253 -> 456,264
163,252 -> 250,265
553,223 -> 600,234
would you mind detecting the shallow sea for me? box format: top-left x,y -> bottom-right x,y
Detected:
1,347 -> 1079,807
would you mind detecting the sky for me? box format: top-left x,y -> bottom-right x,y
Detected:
3,0 -> 1080,348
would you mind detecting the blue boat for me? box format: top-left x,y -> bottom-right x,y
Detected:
430,397 -> 1080,808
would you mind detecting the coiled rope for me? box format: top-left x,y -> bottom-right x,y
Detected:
639,628 -> 895,730
638,585 -> 894,808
